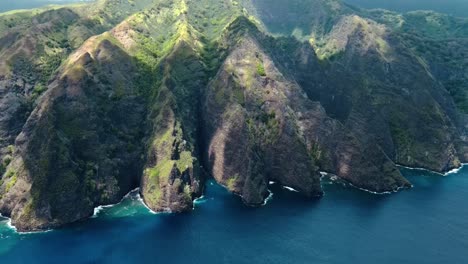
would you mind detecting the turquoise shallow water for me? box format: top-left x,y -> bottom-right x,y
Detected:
1,166 -> 468,263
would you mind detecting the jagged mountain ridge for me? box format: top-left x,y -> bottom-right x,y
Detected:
0,0 -> 466,231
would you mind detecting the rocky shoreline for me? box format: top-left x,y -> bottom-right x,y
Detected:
1,0 -> 467,231
3,163 -> 467,233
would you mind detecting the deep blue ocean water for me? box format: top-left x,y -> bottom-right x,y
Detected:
1,166 -> 468,263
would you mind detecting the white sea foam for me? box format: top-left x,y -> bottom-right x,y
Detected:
326,163 -> 466,195
92,187 -> 140,218
282,186 -> 299,192
194,195 -> 205,202
319,171 -> 412,195
319,171 -> 339,182
91,205 -> 114,218
348,182 -> 411,195
6,220 -> 17,232
262,190 -> 274,205
397,163 -> 467,177
397,165 -> 444,175
444,164 -> 466,176
0,213 -> 53,234
0,215 -> 16,232
134,190 -> 158,215
16,228 -> 53,235
330,175 -> 339,181
193,195 -> 210,207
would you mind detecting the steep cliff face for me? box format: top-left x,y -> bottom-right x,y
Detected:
0,0 -> 244,231
0,0 -> 158,180
244,0 -> 467,173
367,10 -> 468,116
0,0 -> 467,231
0,8 -> 83,170
141,40 -> 205,212
204,19 -> 409,205
108,0 -> 218,213
204,34 -> 322,204
0,34 -> 147,231
308,14 -> 464,172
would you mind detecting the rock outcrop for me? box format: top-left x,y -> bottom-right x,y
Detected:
0,0 -> 467,231
204,19 -> 410,205
0,35 -> 147,231
141,40 -> 205,213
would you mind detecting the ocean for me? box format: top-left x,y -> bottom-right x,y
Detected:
1,166 -> 467,263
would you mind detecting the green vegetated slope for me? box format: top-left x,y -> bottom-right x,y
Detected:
0,0 -> 467,231
399,12 -> 468,114
246,0 -> 468,168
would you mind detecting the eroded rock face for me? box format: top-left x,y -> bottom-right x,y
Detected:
204,26 -> 410,205
296,15 -> 465,173
204,36 -> 321,204
0,0 -> 467,231
244,0 -> 468,173
0,79 -> 30,161
0,8 -> 81,139
141,41 -> 205,212
0,36 -> 147,231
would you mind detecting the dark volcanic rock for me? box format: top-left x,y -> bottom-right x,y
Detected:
204,21 -> 410,205
0,36 -> 147,231
308,15 -> 464,173
141,40 -> 205,213
204,34 -> 321,204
